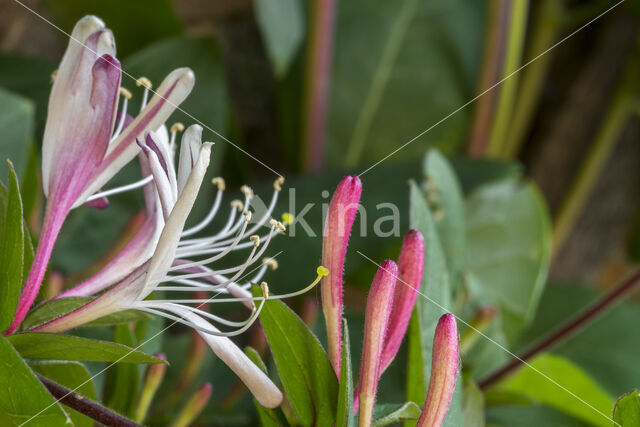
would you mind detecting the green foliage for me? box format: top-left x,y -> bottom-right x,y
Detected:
245,347 -> 284,427
337,319 -> 354,427
372,402 -> 421,426
465,179 -> 552,338
0,162 -> 25,331
103,325 -> 140,417
255,0 -> 305,77
405,311 -> 426,409
30,361 -> 98,427
0,336 -> 69,426
489,353 -> 614,427
613,390 -> 640,426
7,332 -> 166,364
0,89 -> 34,178
258,291 -> 338,426
462,382 -> 485,427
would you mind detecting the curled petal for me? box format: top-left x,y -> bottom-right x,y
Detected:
417,314 -> 459,427
321,176 -> 362,375
177,125 -> 203,194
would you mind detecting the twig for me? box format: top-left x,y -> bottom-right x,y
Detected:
479,268 -> 640,389
38,375 -> 140,427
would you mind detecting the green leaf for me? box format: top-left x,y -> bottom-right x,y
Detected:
422,149 -> 466,287
614,390 -> 640,426
44,0 -> 183,57
372,402 -> 421,427
465,179 -> 551,335
462,382 -> 485,427
257,291 -> 338,426
20,141 -> 39,223
492,353 -> 614,427
0,88 -> 34,178
22,297 -> 152,330
30,361 -> 98,427
331,0 -> 484,167
405,310 -> 425,406
337,318 -> 354,427
7,332 -> 166,364
0,336 -> 69,426
0,161 -> 25,331
255,0 -> 305,77
103,325 -> 140,417
409,181 -> 451,380
449,156 -> 521,195
245,347 -> 284,427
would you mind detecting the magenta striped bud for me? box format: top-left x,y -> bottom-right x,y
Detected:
417,313 -> 459,427
321,176 -> 362,375
357,260 -> 397,427
380,229 -> 424,372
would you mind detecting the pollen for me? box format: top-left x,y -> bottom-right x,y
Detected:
262,258 -> 278,270
260,282 -> 270,298
240,185 -> 254,199
250,235 -> 260,247
119,87 -> 132,99
50,69 -> 58,80
243,211 -> 252,222
317,266 -> 329,277
136,76 -> 153,89
274,176 -> 285,192
230,200 -> 244,212
269,219 -> 286,232
281,212 -> 294,225
170,122 -> 185,133
212,177 -> 225,190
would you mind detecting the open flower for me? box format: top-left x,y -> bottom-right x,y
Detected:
32,126 -> 326,408
6,15 -> 195,334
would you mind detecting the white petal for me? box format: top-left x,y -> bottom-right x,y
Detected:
139,142 -> 212,299
177,124 -> 203,194
165,305 -> 283,408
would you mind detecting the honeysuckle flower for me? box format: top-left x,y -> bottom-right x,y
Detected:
322,175 -> 362,375
354,229 -> 424,411
417,313 -> 459,427
32,125 -> 326,408
358,260 -> 398,427
6,15 -> 195,334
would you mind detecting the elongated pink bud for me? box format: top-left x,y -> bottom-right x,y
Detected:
381,229 -> 424,372
171,382 -> 213,427
417,313 -> 459,427
358,260 -> 397,427
321,176 -> 362,375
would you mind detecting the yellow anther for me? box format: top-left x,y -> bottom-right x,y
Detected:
240,185 -> 254,199
274,176 -> 285,192
50,69 -> 58,80
281,212 -> 294,225
230,200 -> 244,212
269,219 -> 286,232
212,177 -> 225,191
317,266 -> 329,277
170,122 -> 185,133
118,87 -> 132,99
262,258 -> 278,270
250,235 -> 260,247
243,211 -> 252,222
136,76 -> 152,89
260,282 -> 270,298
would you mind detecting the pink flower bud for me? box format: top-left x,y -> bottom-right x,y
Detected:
380,229 -> 424,372
417,313 -> 459,427
358,260 -> 397,427
321,176 -> 362,375
171,382 -> 213,427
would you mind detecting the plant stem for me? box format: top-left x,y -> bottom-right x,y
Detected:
467,0 -> 512,156
486,0 -> 529,157
553,88 -> 634,254
503,0 -> 564,159
301,0 -> 337,173
38,375 -> 140,427
479,268 -> 640,390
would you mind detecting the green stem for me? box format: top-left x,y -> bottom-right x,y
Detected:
486,0 -> 529,157
504,0 -> 564,158
553,88 -> 634,253
344,0 -> 419,168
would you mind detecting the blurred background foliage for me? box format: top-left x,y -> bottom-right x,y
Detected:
0,0 -> 639,425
